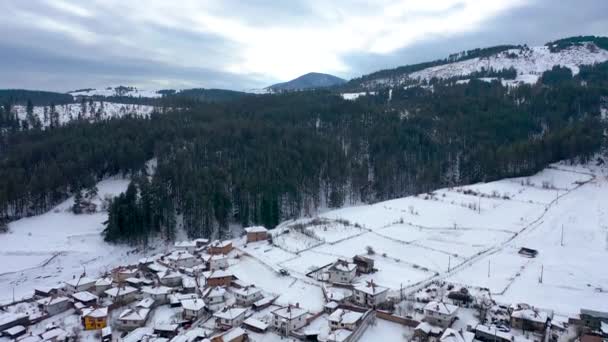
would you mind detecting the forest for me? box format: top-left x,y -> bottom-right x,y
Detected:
0,63 -> 606,244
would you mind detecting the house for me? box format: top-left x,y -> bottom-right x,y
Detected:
232,285 -> 263,306
40,327 -> 69,341
174,241 -> 198,253
154,324 -> 179,339
117,308 -> 151,330
114,267 -> 139,282
208,240 -> 233,255
182,299 -> 206,321
253,296 -> 276,311
82,307 -> 108,330
210,327 -> 247,342
203,286 -> 227,306
2,325 -> 26,339
353,255 -> 375,274
126,277 -> 153,289
204,270 -> 234,287
327,259 -> 357,284
414,322 -> 444,341
94,278 -> 113,296
169,293 -> 199,307
147,262 -> 168,274
158,270 -> 183,287
272,304 -> 308,335
580,309 -> 608,331
136,297 -> 156,310
71,291 -> 98,306
518,247 -> 539,258
195,238 -> 210,248
328,308 -> 364,331
105,286 -> 138,304
424,301 -> 459,328
142,285 -> 173,304
352,281 -> 389,308
244,226 -> 268,243
243,317 -> 269,333
36,296 -> 72,315
165,250 -> 198,268
511,308 -> 550,332
440,328 -> 475,342
0,313 -> 28,332
206,255 -> 229,271
213,308 -> 248,330
473,324 -> 519,342
34,285 -> 61,297
64,276 -> 96,294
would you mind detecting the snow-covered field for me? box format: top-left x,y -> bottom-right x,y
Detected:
69,87 -> 163,98
12,101 -> 157,128
0,178 -> 159,303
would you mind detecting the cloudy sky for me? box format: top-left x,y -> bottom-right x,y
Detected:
1,0 -> 607,92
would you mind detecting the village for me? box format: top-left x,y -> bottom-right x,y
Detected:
0,223 -> 607,342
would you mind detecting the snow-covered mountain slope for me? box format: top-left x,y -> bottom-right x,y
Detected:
12,101 -> 156,128
69,86 -> 163,98
357,42 -> 608,89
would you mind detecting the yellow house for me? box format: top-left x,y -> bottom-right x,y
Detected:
82,307 -> 109,330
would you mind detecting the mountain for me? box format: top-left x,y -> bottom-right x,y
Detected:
267,72 -> 346,91
345,35 -> 608,91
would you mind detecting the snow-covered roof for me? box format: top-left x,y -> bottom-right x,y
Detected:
142,285 -> 172,295
244,317 -> 269,330
65,276 -> 96,287
36,296 -> 71,306
119,308 -> 150,321
330,260 -> 357,273
148,262 -> 168,273
71,291 -> 98,302
174,241 -> 197,248
424,301 -> 459,316
441,328 -> 475,342
244,226 -> 268,233
415,322 -> 443,334
232,285 -> 261,297
328,308 -> 363,325
137,297 -> 155,309
122,328 -> 155,342
3,325 -> 25,336
209,240 -> 232,248
213,307 -> 247,320
327,329 -> 352,342
511,309 -> 549,324
166,250 -> 195,261
272,305 -> 308,320
253,296 -> 274,307
219,327 -> 246,341
203,269 -> 233,279
203,286 -> 226,298
40,328 -> 68,341
95,277 -> 112,286
325,301 -> 339,310
82,307 -> 108,318
158,270 -> 182,279
105,286 -> 138,297
353,282 -> 388,296
601,322 -> 608,334
181,298 -> 205,311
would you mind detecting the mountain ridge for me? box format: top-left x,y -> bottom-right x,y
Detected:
266,72 -> 346,91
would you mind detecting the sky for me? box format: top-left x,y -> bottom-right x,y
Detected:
1,0 -> 607,92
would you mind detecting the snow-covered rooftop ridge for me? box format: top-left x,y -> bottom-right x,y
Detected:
408,43 -> 608,83
424,301 -> 459,315
213,307 -> 247,319
244,226 -> 268,233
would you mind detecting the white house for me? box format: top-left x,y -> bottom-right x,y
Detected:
327,260 -> 357,284
440,328 -> 475,342
232,285 -> 263,306
424,301 -> 459,328
114,267 -> 138,282
36,296 -> 71,316
203,286 -> 227,305
141,285 -> 172,304
94,278 -> 113,296
65,277 -> 96,294
117,308 -> 150,331
328,308 -> 364,331
105,286 -> 138,304
71,291 -> 98,306
181,299 -> 206,321
213,307 -> 248,330
174,241 -> 198,254
206,255 -> 229,271
352,281 -> 388,308
158,270 -> 183,287
165,251 -> 198,268
272,304 -> 308,335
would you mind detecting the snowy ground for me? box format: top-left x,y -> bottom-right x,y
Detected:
0,178 -> 163,303
12,101 -> 157,128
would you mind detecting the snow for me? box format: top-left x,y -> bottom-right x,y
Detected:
359,318 -> 411,342
69,87 -> 163,98
341,92 -> 376,100
12,101 -> 157,128
409,44 -> 608,84
0,178 -> 158,304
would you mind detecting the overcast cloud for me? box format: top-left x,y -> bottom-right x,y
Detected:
1,0 -> 606,92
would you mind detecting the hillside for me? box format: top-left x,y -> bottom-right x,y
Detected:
346,37 -> 608,90
267,72 -> 346,91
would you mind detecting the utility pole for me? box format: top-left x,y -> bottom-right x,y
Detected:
539,264 -> 544,283
488,260 -> 491,278
478,197 -> 481,214
448,256 -> 451,272
561,225 -> 564,246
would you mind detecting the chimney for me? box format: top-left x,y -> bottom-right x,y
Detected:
296,302 -> 299,308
